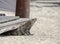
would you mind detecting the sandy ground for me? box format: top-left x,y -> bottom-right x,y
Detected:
0,1 -> 60,44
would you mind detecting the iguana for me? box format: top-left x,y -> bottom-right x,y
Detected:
0,16 -> 37,36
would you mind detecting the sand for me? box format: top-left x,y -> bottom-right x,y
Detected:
0,1 -> 60,44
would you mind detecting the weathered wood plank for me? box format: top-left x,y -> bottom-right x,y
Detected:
0,17 -> 37,36
0,16 -> 19,23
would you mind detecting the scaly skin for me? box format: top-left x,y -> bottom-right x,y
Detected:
0,18 -> 37,36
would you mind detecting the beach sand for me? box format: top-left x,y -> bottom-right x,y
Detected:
0,1 -> 60,44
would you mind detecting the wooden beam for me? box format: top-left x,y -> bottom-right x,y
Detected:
16,0 -> 30,18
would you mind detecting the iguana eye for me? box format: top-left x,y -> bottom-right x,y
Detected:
0,14 -> 5,16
